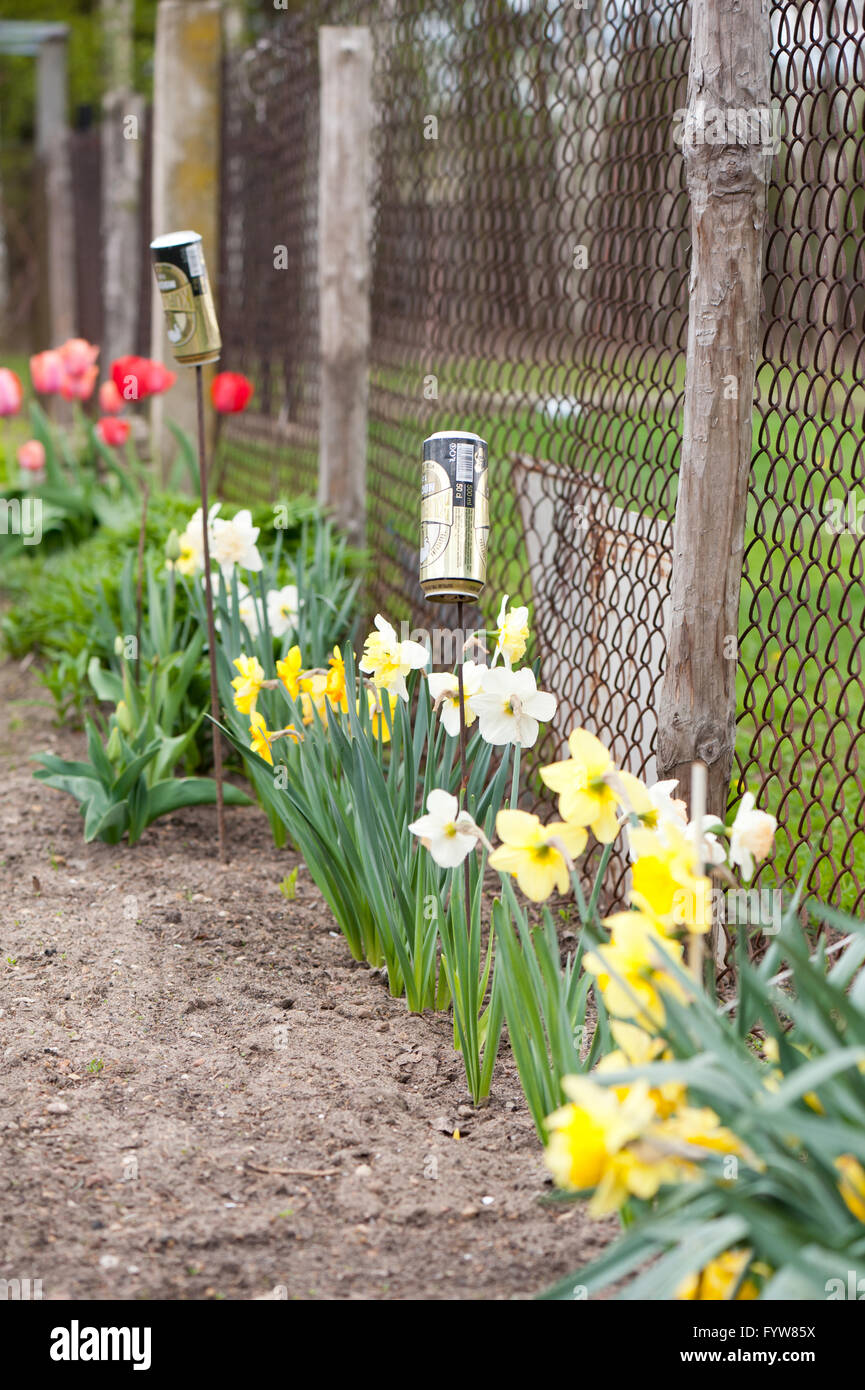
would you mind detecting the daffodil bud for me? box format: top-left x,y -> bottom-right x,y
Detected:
106,725 -> 122,761
165,528 -> 181,563
115,700 -> 133,735
113,634 -> 124,656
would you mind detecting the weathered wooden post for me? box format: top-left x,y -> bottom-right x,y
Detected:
150,0 -> 222,477
318,26 -> 373,549
36,30 -> 76,345
656,0 -> 773,824
101,0 -> 144,369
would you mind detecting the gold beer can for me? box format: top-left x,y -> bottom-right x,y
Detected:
420,431 -> 489,602
150,230 -> 221,365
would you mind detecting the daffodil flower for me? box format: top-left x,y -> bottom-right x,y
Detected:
266,584 -> 299,638
488,808 -> 586,901
409,789 -> 480,868
359,614 -> 429,700
469,666 -> 556,749
231,654 -> 265,714
629,825 -> 714,934
729,792 -> 777,880
359,686 -> 398,743
836,1155 -> 865,1222
427,661 -> 483,737
583,911 -> 688,1028
540,727 -> 619,842
615,771 -> 687,832
276,645 -> 303,700
211,508 -> 263,575
676,1249 -> 761,1301
493,594 -> 530,667
248,710 -> 300,765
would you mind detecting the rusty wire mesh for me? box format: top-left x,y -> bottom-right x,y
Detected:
218,0 -> 865,911
216,24 -> 321,504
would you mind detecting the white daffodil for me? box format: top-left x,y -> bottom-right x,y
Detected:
409,789 -> 479,868
210,508 -> 263,575
616,772 -> 687,832
493,594 -> 530,667
266,584 -> 299,638
359,613 -> 429,700
427,661 -> 483,737
469,665 -> 556,749
176,503 -> 221,575
687,814 -> 727,868
234,582 -> 263,638
729,793 -> 777,880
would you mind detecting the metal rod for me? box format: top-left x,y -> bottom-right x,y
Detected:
195,363 -> 227,865
456,600 -> 470,935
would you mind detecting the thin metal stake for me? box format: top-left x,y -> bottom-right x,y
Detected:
195,363 -> 227,865
456,600 -> 470,934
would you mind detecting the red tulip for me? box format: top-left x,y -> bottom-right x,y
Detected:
98,379 -> 125,414
60,365 -> 99,402
211,371 -> 254,414
141,359 -> 176,395
0,367 -> 23,417
59,337 -> 99,377
18,439 -> 46,472
97,416 -> 131,447
110,355 -> 176,401
30,350 -> 65,395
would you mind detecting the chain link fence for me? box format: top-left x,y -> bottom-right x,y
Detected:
217,0 -> 864,912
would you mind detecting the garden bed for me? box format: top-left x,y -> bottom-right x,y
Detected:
0,658 -> 614,1301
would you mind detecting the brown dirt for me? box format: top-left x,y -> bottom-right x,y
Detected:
0,658 -> 614,1301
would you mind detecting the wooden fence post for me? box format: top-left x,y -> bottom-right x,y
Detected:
36,32 -> 76,345
101,0 -> 144,370
150,0 -> 222,478
656,0 -> 773,821
318,26 -> 372,549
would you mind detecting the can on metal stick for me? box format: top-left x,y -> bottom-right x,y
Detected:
420,430 -> 489,602
150,230 -> 221,365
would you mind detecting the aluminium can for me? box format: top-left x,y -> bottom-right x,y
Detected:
420,431 -> 489,602
150,230 -> 222,365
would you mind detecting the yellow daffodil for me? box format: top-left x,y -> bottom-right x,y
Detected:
325,647 -> 348,712
248,711 -> 300,765
676,1249 -> 760,1301
276,644 -> 303,700
249,710 -> 275,764
299,671 -> 329,726
494,594 -> 530,666
836,1155 -> 865,1222
540,727 -> 620,843
359,614 -> 428,700
358,687 -> 398,743
544,1076 -> 656,1191
596,1021 -> 686,1118
545,1076 -> 683,1215
231,654 -> 265,714
629,825 -> 713,934
488,809 -> 587,902
584,912 -> 689,1029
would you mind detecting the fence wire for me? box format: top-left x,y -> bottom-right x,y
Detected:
218,0 -> 865,912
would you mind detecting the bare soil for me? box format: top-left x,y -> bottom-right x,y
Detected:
0,659 -> 614,1301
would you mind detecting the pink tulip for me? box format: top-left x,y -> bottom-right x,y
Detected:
59,338 -> 100,378
18,439 -> 46,472
30,350 -> 65,395
98,379 -> 124,414
96,416 -> 131,447
60,365 -> 99,402
0,367 -> 23,417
